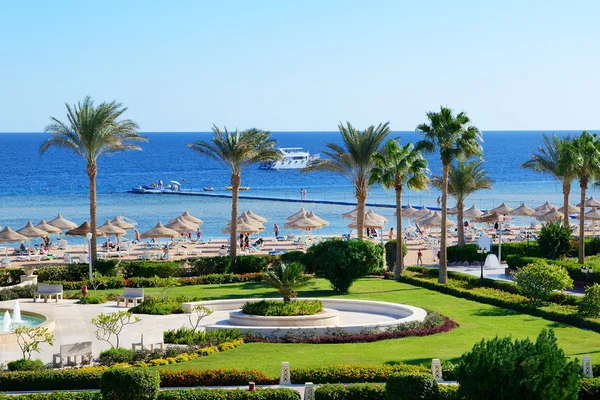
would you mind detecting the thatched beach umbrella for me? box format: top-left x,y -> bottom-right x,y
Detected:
557,204 -> 580,214
420,211 -> 456,228
140,222 -> 178,244
538,207 -> 563,223
166,217 -> 198,233
287,208 -> 307,221
463,205 -> 484,219
533,205 -> 553,218
180,211 -> 203,226
98,220 -> 127,259
222,219 -> 262,235
307,211 -> 329,227
341,207 -> 357,220
285,214 -> 323,244
414,210 -> 434,223
239,211 -> 264,226
489,202 -> 513,215
17,221 -> 50,252
246,210 -> 267,223
0,227 -> 27,256
111,216 -> 135,230
366,209 -> 388,224
35,220 -> 62,235
47,214 -> 77,233
534,201 -> 555,211
66,222 -> 106,254
508,202 -> 536,229
396,204 -> 418,218
578,196 -> 600,208
446,206 -> 461,215
472,212 -> 504,223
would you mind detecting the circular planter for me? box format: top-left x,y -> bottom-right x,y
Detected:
229,308 -> 339,327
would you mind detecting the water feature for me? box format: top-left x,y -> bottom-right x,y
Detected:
12,301 -> 22,324
2,311 -> 11,332
0,307 -> 44,333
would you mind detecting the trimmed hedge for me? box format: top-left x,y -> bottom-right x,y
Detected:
386,372 -> 439,400
101,368 -> 159,400
190,256 -> 231,275
231,256 -> 269,274
0,394 -> 100,400
315,383 -> 386,400
123,261 -> 183,278
507,255 -> 600,284
384,240 -> 409,271
0,390 -> 301,400
0,268 -> 26,287
290,364 -> 429,384
580,377 -> 600,400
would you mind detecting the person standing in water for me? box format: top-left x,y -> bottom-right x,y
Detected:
274,223 -> 279,238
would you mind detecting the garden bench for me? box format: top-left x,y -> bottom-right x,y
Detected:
116,287 -> 144,307
132,331 -> 164,351
53,341 -> 92,368
34,283 -> 63,303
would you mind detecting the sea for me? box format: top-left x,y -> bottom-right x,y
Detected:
0,130 -> 594,242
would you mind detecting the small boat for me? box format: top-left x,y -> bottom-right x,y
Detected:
225,186 -> 250,191
203,186 -> 214,192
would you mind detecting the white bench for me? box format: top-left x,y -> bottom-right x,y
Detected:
35,283 -> 63,303
132,331 -> 164,351
53,341 -> 92,368
116,288 -> 144,307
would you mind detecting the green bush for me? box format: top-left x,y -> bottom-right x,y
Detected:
514,262 -> 573,305
0,284 -> 36,301
130,296 -> 191,315
0,268 -> 26,287
231,256 -> 268,274
315,383 -> 386,400
279,251 -> 306,265
0,394 -> 101,400
93,260 -> 121,276
98,348 -> 135,366
290,364 -> 429,384
506,255 -> 600,284
163,327 -> 242,346
437,385 -> 460,400
78,295 -> 107,304
7,359 -> 45,371
123,261 -> 183,278
191,256 -> 231,275
304,239 -> 384,293
37,265 -> 89,282
385,372 -> 438,400
537,220 -> 574,259
456,329 -> 580,400
101,368 -> 160,400
579,283 -> 600,317
579,377 -> 600,400
157,388 -> 301,400
384,240 -> 408,271
242,300 -> 323,316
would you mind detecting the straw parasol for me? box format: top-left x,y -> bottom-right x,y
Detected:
287,208 -> 307,221
285,214 -> 323,244
508,203 -> 536,217
396,204 -> 418,218
111,216 -> 135,230
222,219 -> 262,235
240,211 -> 264,226
463,205 -> 484,219
180,211 -> 203,226
489,202 -> 513,215
342,207 -> 357,220
17,221 -> 50,252
98,220 -> 127,236
578,196 -> 600,208
306,211 -> 329,227
414,210 -> 434,223
66,222 -> 106,237
35,220 -> 62,235
246,210 -> 267,223
575,208 -> 600,220
0,227 -> 27,256
140,222 -> 178,240
420,212 -> 456,228
538,207 -> 563,223
166,217 -> 198,233
446,206 -> 462,215
412,206 -> 431,219
366,209 -> 388,224
533,205 -> 553,218
47,214 -> 77,232
534,201 -> 555,211
472,212 -> 504,223
557,204 -> 580,214
348,214 -> 386,229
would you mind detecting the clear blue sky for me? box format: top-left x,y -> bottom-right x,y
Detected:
1,0 -> 598,132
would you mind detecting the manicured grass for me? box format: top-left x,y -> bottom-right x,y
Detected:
122,278 -> 600,376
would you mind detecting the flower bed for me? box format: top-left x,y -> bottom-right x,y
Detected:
241,300 -> 324,316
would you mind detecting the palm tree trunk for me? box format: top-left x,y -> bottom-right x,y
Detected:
356,188 -> 367,241
439,163 -> 449,284
87,164 -> 98,267
457,200 -> 465,247
562,180 -> 571,228
395,184 -> 404,280
579,178 -> 587,264
230,173 -> 241,263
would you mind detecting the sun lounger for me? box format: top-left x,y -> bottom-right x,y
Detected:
1,258 -> 11,268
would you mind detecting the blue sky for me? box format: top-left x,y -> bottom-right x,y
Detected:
0,0 -> 598,132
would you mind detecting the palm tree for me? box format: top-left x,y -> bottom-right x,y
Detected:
416,106 -> 483,283
432,158 -> 492,247
303,122 -> 390,240
264,262 -> 313,303
370,139 -> 429,278
188,125 -> 280,262
562,131 -> 600,264
40,96 -> 145,266
521,134 -> 574,227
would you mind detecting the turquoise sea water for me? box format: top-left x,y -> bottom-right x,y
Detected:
0,131 -> 595,241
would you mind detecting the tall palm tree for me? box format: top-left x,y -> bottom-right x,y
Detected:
416,106 -> 482,284
303,122 -> 390,240
521,134 -> 574,227
188,125 -> 280,262
370,139 -> 429,278
40,96 -> 145,266
562,131 -> 600,264
432,158 -> 492,247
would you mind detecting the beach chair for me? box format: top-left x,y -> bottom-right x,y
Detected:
286,233 -> 295,241
78,254 -> 88,263
1,258 -> 11,268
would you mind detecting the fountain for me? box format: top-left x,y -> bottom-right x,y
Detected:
2,311 -> 11,332
12,301 -> 22,324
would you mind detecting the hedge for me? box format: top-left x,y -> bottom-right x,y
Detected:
384,240 -> 409,271
0,389 -> 301,400
315,383 -> 386,400
290,364 -> 429,384
580,377 -> 600,400
506,255 -> 600,284
190,256 -> 231,275
101,368 -> 159,400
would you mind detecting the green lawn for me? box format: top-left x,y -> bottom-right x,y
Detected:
104,278 -> 600,376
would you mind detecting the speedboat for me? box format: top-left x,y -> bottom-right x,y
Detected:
203,186 -> 214,192
258,148 -> 320,170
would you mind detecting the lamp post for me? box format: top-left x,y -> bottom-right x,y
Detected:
497,215 -> 505,264
526,233 -> 530,256
85,232 -> 93,281
477,248 -> 488,286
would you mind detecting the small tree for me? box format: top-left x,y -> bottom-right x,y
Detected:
456,329 -> 580,400
263,262 -> 313,303
187,305 -> 213,331
150,276 -> 180,297
514,262 -> 573,305
578,283 -> 600,317
13,326 -> 54,361
537,220 -> 573,259
92,310 -> 140,348
89,271 -> 107,292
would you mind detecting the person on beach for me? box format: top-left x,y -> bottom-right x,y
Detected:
388,228 -> 394,240
244,235 -> 250,250
162,245 -> 170,259
134,228 -> 140,243
417,249 -> 423,266
239,234 -> 244,248
274,223 -> 279,237
437,196 -> 441,207
196,228 -> 202,241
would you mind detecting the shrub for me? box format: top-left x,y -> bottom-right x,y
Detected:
93,260 -> 120,276
159,369 -> 277,387
242,299 -> 323,316
579,283 -> 600,317
191,256 -> 231,275
129,296 -> 202,315
580,377 -> 600,400
78,295 -> 107,304
290,364 -> 429,384
456,329 -> 579,400
231,255 -> 268,274
7,359 -> 45,371
101,368 -> 160,400
304,239 -> 383,293
316,383 -> 386,400
384,240 -> 408,271
0,284 -> 35,301
0,394 -> 101,400
98,348 -> 135,366
163,327 -> 243,346
263,262 -> 313,302
537,220 -> 574,259
157,388 -> 301,400
280,251 -> 306,265
0,368 -> 106,391
514,262 -> 573,305
123,261 -> 182,278
385,372 -> 439,400
0,268 -> 25,287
